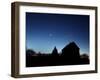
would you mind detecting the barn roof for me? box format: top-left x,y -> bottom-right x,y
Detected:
62,42 -> 79,51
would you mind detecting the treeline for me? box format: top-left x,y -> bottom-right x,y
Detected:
26,42 -> 89,67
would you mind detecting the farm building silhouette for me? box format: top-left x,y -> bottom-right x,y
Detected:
26,42 -> 89,67
61,42 -> 80,64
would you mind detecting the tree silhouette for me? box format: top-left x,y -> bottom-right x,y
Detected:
80,54 -> 89,64
52,46 -> 59,56
80,54 -> 89,58
26,49 -> 36,56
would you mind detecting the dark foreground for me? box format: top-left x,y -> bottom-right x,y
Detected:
26,54 -> 89,67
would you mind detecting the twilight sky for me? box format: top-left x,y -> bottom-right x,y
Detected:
26,12 -> 89,55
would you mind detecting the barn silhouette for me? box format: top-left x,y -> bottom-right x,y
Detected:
61,42 -> 80,64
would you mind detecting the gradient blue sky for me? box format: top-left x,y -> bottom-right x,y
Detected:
26,12 -> 89,55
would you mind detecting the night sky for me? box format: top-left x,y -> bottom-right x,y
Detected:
26,12 -> 89,55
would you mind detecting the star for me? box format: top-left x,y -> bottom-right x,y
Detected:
49,33 -> 53,37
